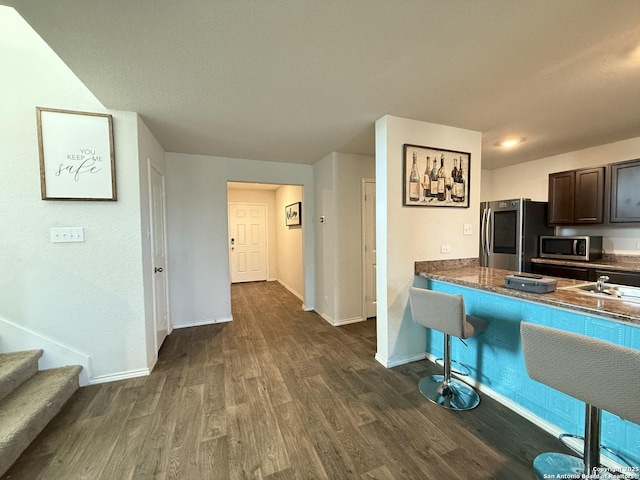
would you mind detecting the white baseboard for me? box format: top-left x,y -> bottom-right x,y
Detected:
276,279 -> 304,302
0,316 -> 92,386
375,352 -> 427,368
147,353 -> 158,373
89,368 -> 150,385
302,304 -> 313,312
334,316 -> 365,326
317,311 -> 335,325
316,311 -> 366,327
172,317 -> 233,329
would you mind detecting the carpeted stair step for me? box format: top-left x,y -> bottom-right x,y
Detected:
0,350 -> 43,403
0,365 -> 82,477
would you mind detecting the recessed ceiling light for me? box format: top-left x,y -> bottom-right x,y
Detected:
497,138 -> 525,148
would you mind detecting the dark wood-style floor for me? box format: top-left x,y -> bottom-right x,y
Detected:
3,281 -> 569,479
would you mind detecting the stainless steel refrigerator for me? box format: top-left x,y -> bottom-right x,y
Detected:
479,198 -> 554,273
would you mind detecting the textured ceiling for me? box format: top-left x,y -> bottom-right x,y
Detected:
5,0 -> 640,169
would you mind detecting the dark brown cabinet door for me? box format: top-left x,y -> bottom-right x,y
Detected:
548,171 -> 575,224
548,167 -> 604,224
590,269 -> 640,287
609,159 -> 640,223
531,263 -> 588,280
575,167 -> 604,223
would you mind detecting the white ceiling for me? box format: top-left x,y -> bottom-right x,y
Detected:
5,1 -> 640,170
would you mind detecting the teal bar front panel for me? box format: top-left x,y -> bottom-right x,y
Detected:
427,280 -> 640,467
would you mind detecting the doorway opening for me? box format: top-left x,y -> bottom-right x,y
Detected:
227,181 -> 305,303
362,178 -> 376,320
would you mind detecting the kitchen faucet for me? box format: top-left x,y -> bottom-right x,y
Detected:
596,275 -> 610,293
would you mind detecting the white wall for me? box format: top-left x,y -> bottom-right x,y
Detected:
313,152 -> 375,325
313,153 -> 336,321
275,185 -> 305,299
375,115 -> 482,367
227,188 -> 278,280
483,136 -> 640,254
165,153 -> 314,328
0,7 -> 152,383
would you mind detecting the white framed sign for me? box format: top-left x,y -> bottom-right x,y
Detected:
37,107 -> 116,201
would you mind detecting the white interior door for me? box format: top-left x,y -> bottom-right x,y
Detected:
363,180 -> 377,319
149,164 -> 169,350
228,203 -> 268,283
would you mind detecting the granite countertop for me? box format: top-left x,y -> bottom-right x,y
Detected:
415,263 -> 640,326
531,255 -> 640,273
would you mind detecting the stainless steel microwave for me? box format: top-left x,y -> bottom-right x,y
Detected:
539,236 -> 603,261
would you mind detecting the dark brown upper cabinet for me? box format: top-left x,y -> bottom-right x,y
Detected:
609,158 -> 640,223
548,167 -> 605,225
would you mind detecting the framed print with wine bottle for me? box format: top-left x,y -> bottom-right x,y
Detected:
403,144 -> 470,208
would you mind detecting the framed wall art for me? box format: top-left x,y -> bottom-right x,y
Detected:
403,144 -> 470,208
285,201 -> 301,226
37,107 -> 116,201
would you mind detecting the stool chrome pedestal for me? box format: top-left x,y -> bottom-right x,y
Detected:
409,287 -> 486,411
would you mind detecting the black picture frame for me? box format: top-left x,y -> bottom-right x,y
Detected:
285,201 -> 302,226
403,144 -> 470,207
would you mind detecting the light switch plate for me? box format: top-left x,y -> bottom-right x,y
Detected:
51,227 -> 85,243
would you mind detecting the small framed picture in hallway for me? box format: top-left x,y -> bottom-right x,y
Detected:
403,143 -> 470,208
285,201 -> 301,226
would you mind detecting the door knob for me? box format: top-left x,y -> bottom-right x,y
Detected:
154,267 -> 163,273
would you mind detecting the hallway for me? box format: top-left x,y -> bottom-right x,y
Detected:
3,281 -> 567,479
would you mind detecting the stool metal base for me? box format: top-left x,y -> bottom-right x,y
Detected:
533,452 -> 639,480
533,453 -> 584,480
559,433 -> 636,471
418,375 -> 480,411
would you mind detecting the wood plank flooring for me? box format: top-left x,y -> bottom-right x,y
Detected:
2,281 -> 570,479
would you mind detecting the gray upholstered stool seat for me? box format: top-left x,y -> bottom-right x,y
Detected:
521,322 -> 640,479
408,287 -> 487,411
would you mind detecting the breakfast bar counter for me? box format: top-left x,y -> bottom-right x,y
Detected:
414,263 -> 640,326
412,260 -> 640,467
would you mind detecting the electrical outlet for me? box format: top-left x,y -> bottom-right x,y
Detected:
441,245 -> 451,254
463,223 -> 472,235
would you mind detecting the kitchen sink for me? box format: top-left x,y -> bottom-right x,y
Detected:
562,282 -> 640,303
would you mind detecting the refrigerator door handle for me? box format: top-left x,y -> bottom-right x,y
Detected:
481,208 -> 487,255
486,208 -> 492,256
480,208 -> 487,256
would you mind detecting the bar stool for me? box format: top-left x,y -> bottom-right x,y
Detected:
408,287 -> 487,411
521,322 -> 640,479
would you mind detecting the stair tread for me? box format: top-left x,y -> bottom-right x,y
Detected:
0,365 -> 81,441
0,350 -> 43,366
0,350 -> 43,402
